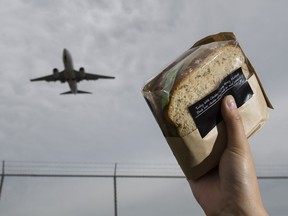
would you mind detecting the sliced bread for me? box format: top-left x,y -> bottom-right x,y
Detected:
166,42 -> 252,137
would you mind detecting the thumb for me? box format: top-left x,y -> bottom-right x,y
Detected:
221,95 -> 248,150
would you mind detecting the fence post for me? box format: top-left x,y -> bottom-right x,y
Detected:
114,163 -> 118,216
0,160 -> 5,200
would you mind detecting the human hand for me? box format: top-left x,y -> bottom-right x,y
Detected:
188,95 -> 268,216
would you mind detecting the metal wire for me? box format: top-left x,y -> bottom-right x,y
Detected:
1,160 -> 288,179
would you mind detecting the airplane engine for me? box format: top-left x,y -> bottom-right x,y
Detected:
79,67 -> 86,79
53,68 -> 59,79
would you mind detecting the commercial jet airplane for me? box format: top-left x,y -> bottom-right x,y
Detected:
30,49 -> 115,94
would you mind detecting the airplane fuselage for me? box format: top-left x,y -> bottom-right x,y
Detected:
63,49 -> 77,94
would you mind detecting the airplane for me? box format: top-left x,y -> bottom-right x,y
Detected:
30,48 -> 115,94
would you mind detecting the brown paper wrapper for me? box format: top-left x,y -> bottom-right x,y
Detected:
143,32 -> 272,180
166,74 -> 269,179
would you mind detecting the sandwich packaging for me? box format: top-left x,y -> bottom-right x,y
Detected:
142,32 -> 273,180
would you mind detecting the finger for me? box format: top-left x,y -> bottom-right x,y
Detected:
221,95 -> 248,150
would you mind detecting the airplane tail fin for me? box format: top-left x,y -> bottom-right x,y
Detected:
77,90 -> 92,94
60,90 -> 92,95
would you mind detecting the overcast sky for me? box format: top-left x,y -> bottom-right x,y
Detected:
0,0 -> 288,215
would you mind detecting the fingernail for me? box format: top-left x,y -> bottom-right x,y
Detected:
227,96 -> 237,110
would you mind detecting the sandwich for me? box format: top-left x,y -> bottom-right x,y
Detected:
142,32 -> 272,179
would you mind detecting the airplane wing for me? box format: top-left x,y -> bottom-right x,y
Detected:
84,73 -> 115,80
30,71 -> 66,82
75,71 -> 115,81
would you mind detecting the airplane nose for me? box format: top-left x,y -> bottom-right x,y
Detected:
63,49 -> 70,60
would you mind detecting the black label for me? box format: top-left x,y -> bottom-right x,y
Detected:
189,68 -> 253,138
